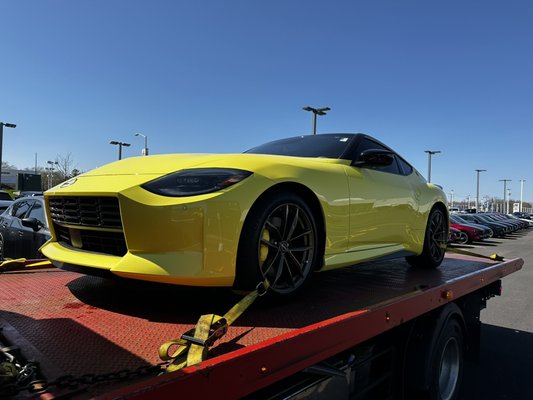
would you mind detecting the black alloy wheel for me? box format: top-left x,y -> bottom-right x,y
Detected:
258,202 -> 315,294
236,192 -> 319,298
406,207 -> 448,268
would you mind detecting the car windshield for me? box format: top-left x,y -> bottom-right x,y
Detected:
245,134 -> 357,159
451,215 -> 469,224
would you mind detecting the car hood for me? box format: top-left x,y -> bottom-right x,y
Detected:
45,153 -> 348,196
82,153 -> 346,177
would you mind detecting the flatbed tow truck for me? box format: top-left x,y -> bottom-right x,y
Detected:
0,251 -> 523,400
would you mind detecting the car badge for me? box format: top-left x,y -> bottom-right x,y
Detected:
60,178 -> 77,188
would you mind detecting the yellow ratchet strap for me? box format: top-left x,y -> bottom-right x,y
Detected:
159,280 -> 269,373
444,246 -> 504,262
0,258 -> 52,272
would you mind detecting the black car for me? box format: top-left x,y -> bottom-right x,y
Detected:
0,196 -> 50,260
459,213 -> 507,237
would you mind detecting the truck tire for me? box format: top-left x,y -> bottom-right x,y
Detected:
404,304 -> 465,400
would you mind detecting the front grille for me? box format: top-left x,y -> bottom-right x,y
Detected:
49,196 -> 122,229
53,223 -> 127,257
48,196 -> 127,257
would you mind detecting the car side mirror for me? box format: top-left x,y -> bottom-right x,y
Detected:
352,149 -> 395,167
21,217 -> 42,232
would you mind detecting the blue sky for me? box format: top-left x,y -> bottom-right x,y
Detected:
1,1 -> 532,204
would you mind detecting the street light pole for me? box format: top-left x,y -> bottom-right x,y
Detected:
475,169 -> 486,212
520,179 -> 526,212
424,150 -> 441,183
499,179 -> 511,214
134,133 -> 148,156
0,122 -> 16,188
110,141 -> 131,160
302,106 -> 331,135
46,160 -> 58,189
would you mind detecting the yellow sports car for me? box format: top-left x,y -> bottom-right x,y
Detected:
42,133 -> 448,297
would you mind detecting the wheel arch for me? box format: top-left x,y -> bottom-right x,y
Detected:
240,182 -> 326,271
432,201 -> 450,230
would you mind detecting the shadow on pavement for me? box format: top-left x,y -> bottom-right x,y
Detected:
462,323 -> 533,399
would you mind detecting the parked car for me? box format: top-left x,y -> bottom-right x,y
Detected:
486,213 -> 524,232
0,196 -> 50,260
459,213 -> 507,238
0,190 -> 14,213
15,191 -> 44,199
512,211 -> 531,220
41,133 -> 449,298
449,214 -> 492,243
448,227 -> 468,244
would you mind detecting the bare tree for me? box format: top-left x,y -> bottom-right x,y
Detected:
55,153 -> 78,182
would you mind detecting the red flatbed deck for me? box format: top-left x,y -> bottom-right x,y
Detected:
0,253 -> 523,398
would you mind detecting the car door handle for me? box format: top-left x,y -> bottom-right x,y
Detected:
1,224 -> 7,228
18,231 -> 24,236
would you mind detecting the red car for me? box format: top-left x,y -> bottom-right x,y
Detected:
450,215 -> 491,243
448,227 -> 468,244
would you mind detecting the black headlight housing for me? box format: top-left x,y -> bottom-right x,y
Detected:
142,168 -> 253,197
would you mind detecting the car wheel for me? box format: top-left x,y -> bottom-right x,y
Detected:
236,192 -> 319,298
406,207 -> 447,268
457,231 -> 468,245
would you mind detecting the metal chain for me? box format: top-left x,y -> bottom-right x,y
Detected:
1,360 -> 167,398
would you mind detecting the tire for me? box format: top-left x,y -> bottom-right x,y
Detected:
428,318 -> 464,400
404,305 -> 465,400
457,231 -> 468,245
235,192 -> 319,298
406,207 -> 447,268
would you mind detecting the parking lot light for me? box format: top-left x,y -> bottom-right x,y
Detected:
302,106 -> 331,135
520,180 -> 525,212
424,150 -> 441,183
475,169 -> 486,212
110,141 -> 131,160
499,179 -> 511,214
134,133 -> 149,156
0,121 -> 16,188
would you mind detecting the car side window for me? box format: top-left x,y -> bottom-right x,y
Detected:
27,201 -> 46,226
354,138 -> 401,174
11,200 -> 32,219
397,156 -> 414,176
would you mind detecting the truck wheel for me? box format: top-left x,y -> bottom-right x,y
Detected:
406,207 -> 447,268
235,192 -> 319,298
405,305 -> 465,400
429,318 -> 464,400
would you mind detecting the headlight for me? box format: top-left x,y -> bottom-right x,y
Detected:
142,168 -> 253,197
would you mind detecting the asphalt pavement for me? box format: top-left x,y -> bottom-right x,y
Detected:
458,228 -> 533,400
